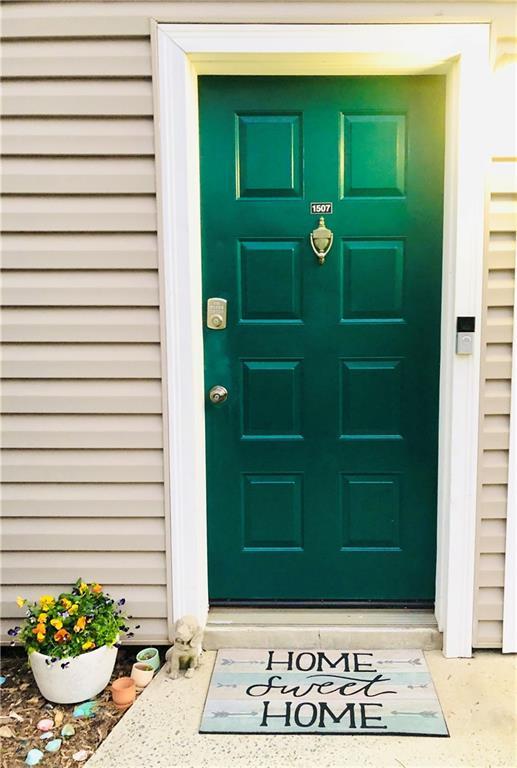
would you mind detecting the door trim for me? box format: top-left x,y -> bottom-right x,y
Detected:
153,22 -> 490,657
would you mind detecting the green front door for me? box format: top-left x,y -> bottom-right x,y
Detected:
199,76 -> 445,603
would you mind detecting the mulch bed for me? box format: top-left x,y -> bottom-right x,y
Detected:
0,646 -> 160,767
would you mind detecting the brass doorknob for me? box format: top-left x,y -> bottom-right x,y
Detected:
208,385 -> 228,404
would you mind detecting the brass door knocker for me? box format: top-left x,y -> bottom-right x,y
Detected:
310,217 -> 333,265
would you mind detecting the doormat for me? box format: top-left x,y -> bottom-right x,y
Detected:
200,649 -> 449,736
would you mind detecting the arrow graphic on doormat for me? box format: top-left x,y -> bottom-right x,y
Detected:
378,658 -> 422,666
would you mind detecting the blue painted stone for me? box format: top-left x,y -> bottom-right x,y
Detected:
73,701 -> 98,718
45,739 -> 62,753
24,749 -> 44,766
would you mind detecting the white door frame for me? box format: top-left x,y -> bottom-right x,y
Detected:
154,22 -> 490,658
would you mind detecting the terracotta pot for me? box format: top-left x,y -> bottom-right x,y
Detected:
111,676 -> 136,709
131,662 -> 154,691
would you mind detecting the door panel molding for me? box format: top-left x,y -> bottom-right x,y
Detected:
154,22 -> 490,657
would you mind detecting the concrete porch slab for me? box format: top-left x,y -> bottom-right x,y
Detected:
86,650 -> 516,768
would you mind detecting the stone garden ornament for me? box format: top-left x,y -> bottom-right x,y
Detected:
165,615 -> 204,679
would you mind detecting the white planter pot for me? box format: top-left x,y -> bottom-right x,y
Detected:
29,643 -> 118,704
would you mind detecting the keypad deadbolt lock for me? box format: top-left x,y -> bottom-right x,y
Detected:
207,298 -> 227,330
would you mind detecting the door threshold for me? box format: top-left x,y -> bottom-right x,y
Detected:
204,607 -> 442,651
210,600 -> 434,610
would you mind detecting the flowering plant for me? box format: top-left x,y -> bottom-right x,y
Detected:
10,579 -> 133,660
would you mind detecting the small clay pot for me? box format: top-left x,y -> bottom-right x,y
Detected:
131,662 -> 154,691
111,676 -> 136,709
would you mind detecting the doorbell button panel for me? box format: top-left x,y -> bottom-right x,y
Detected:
456,316 -> 475,355
207,298 -> 227,330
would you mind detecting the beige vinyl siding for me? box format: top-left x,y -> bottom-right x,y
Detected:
0,15 -> 169,643
2,2 -> 516,39
1,1 -> 516,649
473,201 -> 516,647
1,450 -> 164,483
472,29 -> 517,647
2,120 -> 155,157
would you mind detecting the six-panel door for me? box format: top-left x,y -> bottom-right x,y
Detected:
199,76 -> 445,602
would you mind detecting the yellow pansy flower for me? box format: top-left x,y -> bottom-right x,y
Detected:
61,598 -> 72,611
16,596 -> 26,608
38,613 -> 48,623
74,616 -> 87,633
82,640 -> 95,651
39,595 -> 55,610
68,603 -> 79,615
36,632 -> 45,643
91,583 -> 102,595
50,618 -> 63,630
79,582 -> 88,595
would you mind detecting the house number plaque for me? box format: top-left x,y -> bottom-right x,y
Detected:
310,202 -> 333,214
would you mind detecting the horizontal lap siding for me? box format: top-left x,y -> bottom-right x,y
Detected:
474,221 -> 516,646
1,1 -> 515,651
2,307 -> 160,342
2,483 -> 165,517
2,196 -> 157,232
2,2 -> 516,39
0,24 -> 169,644
1,158 -> 156,194
1,81 -> 154,116
1,39 -> 153,78
2,119 -> 155,157
1,450 -> 164,483
473,109 -> 517,647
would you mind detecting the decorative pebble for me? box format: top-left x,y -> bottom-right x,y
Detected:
72,750 -> 90,762
39,731 -> 54,740
0,676 -> 6,685
73,701 -> 98,719
45,738 -> 62,753
0,725 -> 15,738
36,718 -> 54,732
61,723 -> 75,738
24,749 -> 44,766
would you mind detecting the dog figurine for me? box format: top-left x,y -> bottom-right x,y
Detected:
165,615 -> 204,679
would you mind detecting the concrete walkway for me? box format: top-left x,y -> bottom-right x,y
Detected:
86,650 -> 516,768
